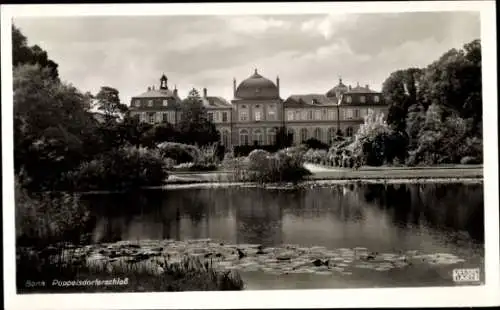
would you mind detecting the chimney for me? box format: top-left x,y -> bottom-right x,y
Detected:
348,85 -> 352,91
203,87 -> 207,98
365,84 -> 369,90
173,85 -> 178,96
147,86 -> 151,91
276,76 -> 280,90
233,78 -> 237,96
152,85 -> 155,90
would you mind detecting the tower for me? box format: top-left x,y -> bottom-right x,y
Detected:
160,73 -> 168,90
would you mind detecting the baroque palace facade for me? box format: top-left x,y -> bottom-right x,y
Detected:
129,70 -> 388,148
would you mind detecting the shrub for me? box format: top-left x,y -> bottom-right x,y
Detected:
67,146 -> 167,191
15,179 -> 91,247
233,149 -> 311,183
303,138 -> 329,150
157,142 -> 201,164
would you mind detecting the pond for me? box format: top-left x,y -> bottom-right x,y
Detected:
82,182 -> 484,289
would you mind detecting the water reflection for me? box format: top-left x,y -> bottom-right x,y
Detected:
82,183 -> 484,256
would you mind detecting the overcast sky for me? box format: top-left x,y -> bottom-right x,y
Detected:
13,12 -> 480,104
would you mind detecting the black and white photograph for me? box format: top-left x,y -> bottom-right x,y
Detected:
2,1 -> 499,309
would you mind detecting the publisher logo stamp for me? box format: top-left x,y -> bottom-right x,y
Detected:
452,268 -> 480,283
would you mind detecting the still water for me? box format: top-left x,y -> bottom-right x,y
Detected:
82,182 -> 484,289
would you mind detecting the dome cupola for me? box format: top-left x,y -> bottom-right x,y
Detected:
326,77 -> 349,98
234,69 -> 280,100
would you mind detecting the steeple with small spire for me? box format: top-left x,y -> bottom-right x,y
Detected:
160,73 -> 168,90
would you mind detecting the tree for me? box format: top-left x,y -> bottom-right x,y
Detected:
350,110 -> 394,166
405,103 -> 426,150
94,86 -> 129,120
418,39 -> 482,129
14,64 -> 94,190
382,68 -> 423,132
276,126 -> 293,148
12,25 -> 59,80
178,88 -> 219,146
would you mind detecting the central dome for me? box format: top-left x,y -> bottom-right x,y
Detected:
235,69 -> 279,100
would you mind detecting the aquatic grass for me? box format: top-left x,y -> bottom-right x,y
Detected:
17,248 -> 244,293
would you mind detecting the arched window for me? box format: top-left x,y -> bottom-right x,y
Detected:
327,127 -> 336,145
253,129 -> 263,145
267,128 -> 277,145
240,129 -> 249,145
313,128 -> 322,141
221,130 -> 230,147
300,128 -> 308,142
346,127 -> 354,137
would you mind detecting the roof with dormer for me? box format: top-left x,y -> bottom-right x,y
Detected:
284,94 -> 338,108
132,88 -> 177,99
201,96 -> 232,109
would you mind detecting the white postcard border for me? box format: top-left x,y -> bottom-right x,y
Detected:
2,1 -> 498,309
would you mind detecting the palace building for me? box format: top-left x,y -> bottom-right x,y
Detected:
129,70 -> 388,148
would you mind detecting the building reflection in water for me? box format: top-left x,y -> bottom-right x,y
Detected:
83,183 -> 484,252
233,188 -> 283,246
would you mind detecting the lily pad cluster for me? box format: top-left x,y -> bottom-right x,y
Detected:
41,239 -> 469,277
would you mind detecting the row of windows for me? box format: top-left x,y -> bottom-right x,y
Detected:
133,99 -> 171,108
208,111 -> 229,123
344,95 -> 380,103
238,128 -> 278,146
134,111 -> 177,124
286,108 -> 374,121
239,110 -> 277,122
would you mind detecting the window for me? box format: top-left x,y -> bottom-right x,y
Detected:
327,127 -> 336,145
241,105 -> 247,108
307,110 -> 313,120
300,128 -> 308,142
221,130 -> 230,146
148,112 -> 155,124
328,110 -> 336,120
287,128 -> 295,142
162,113 -> 168,122
345,109 -> 354,120
141,112 -> 147,122
268,106 -> 276,121
360,96 -> 366,103
302,110 -> 307,120
255,111 -> 262,121
295,111 -> 301,120
162,99 -> 168,106
253,129 -> 263,145
315,110 -> 321,120
214,112 -> 220,122
268,128 -> 277,145
148,100 -> 153,107
314,128 -> 322,141
287,111 -> 294,121
346,127 -> 354,137
322,109 -> 327,119
240,129 -> 249,145
354,109 -> 360,119
374,95 -> 380,103
208,112 -> 214,122
345,96 -> 352,103
239,111 -> 248,121
222,112 -> 228,122
135,100 -> 141,107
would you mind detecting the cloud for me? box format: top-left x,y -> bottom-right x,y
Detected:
12,12 -> 480,104
223,16 -> 292,34
300,14 -> 358,39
